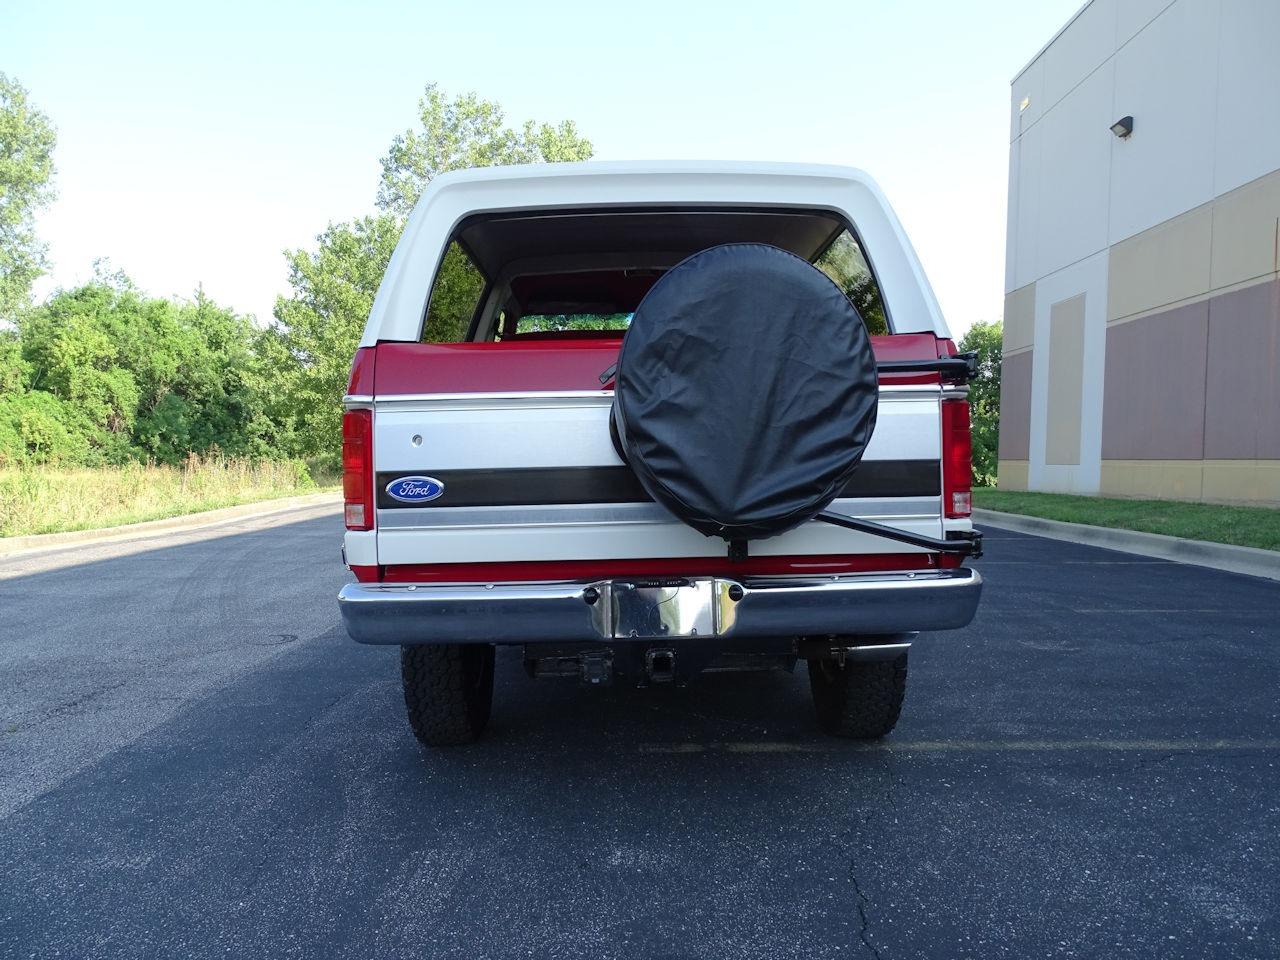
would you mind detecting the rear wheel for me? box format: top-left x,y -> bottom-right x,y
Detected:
807,651 -> 907,740
400,644 -> 495,746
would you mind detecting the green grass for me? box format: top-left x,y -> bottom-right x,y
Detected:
973,488 -> 1280,552
1,456 -> 338,538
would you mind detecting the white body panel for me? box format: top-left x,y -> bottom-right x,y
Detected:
370,388 -> 949,565
360,161 -> 951,346
344,162 -> 968,571
371,390 -> 940,472
375,515 -> 946,566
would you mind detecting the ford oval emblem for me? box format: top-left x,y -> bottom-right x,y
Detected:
385,475 -> 445,503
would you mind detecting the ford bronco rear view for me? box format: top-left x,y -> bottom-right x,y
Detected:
337,161 -> 983,745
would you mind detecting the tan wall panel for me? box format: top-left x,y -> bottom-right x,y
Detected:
1107,203 -> 1212,322
1099,460 -> 1280,505
1202,461 -> 1280,504
1099,461 -> 1205,500
1045,295 -> 1085,465
1211,168 -> 1280,290
998,350 -> 1033,461
1003,282 -> 1036,354
997,460 -> 1029,491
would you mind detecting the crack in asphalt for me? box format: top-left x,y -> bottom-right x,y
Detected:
848,857 -> 884,960
47,679 -> 130,719
843,768 -> 897,960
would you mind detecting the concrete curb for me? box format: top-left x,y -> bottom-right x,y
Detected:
973,508 -> 1280,582
0,492 -> 342,558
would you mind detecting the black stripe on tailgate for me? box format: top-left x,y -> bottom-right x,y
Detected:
376,460 -> 939,509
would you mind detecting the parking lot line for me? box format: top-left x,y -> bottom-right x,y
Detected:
639,738 -> 1280,754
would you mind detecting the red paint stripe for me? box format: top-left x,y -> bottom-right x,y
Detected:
371,334 -> 949,395
347,346 -> 375,395
363,552 -> 956,584
374,339 -> 620,395
351,565 -> 382,583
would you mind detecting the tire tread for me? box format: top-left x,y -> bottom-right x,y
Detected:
400,644 -> 494,746
808,653 -> 907,739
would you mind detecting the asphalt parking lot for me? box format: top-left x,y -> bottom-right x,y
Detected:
2,511 -> 1278,959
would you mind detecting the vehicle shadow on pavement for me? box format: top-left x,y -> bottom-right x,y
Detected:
483,646 -> 830,750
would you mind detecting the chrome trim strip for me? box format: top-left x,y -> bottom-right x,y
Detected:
376,390 -> 614,406
843,641 -> 913,662
367,384 -> 943,410
374,497 -> 941,530
338,568 -> 982,645
876,384 -> 945,398
343,394 -> 375,409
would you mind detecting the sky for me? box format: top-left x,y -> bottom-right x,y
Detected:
3,0 -> 1081,337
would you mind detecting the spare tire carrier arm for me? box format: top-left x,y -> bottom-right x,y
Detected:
814,512 -> 983,559
812,350 -> 984,557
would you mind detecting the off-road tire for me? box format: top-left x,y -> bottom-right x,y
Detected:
807,652 -> 908,740
400,644 -> 495,746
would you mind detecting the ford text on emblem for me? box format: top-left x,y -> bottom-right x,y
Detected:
385,476 -> 445,503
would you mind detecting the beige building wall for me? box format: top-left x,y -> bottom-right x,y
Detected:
996,283 -> 1034,490
1095,168 -> 1280,503
1000,174 -> 1280,501
1002,0 -> 1280,505
1044,296 -> 1086,465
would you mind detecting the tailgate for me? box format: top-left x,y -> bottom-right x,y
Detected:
369,337 -> 954,572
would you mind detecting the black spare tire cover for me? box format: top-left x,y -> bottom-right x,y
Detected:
612,243 -> 879,541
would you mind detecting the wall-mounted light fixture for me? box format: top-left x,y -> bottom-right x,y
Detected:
1110,116 -> 1134,139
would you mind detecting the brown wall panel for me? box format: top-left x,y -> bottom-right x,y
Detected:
1101,302 -> 1208,460
998,350 -> 1033,461
1204,278 -> 1280,459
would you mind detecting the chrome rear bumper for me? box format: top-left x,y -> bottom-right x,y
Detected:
338,568 -> 982,645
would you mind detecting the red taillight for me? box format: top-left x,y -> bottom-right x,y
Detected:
342,409 -> 374,531
942,398 -> 972,519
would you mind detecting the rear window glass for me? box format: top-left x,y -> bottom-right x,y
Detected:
508,231 -> 888,337
427,209 -> 892,340
814,232 -> 888,336
516,313 -> 631,334
423,241 -> 485,342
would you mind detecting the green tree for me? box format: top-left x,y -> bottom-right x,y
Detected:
0,388 -> 93,464
958,320 -> 1002,486
134,289 -> 281,462
0,327 -> 28,393
517,313 -> 631,334
0,73 -> 57,323
6,276 -> 274,465
377,83 -> 592,217
267,214 -> 402,461
0,86 -> 287,470
268,84 -> 594,463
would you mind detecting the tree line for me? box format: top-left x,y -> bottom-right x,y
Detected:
1,72 -> 999,480
0,77 -> 591,469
